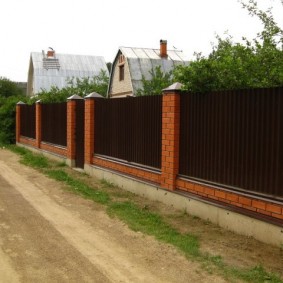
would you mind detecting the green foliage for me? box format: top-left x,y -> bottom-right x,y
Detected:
46,169 -> 110,204
174,0 -> 283,93
108,201 -> 200,257
0,95 -> 28,144
0,77 -> 26,144
136,66 -> 173,96
8,145 -> 50,168
0,79 -> 32,144
0,77 -> 23,97
31,69 -> 109,103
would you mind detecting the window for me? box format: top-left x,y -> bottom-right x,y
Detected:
118,54 -> 125,81
119,64 -> 124,81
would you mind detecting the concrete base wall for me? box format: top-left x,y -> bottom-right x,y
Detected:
85,164 -> 283,247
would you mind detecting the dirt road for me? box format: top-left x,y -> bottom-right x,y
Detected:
0,149 -> 227,283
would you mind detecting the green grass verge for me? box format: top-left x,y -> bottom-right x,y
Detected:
8,145 -> 49,169
46,169 -> 110,204
7,145 -> 283,283
108,201 -> 200,257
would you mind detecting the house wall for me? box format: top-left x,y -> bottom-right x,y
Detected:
109,58 -> 133,97
27,59 -> 34,96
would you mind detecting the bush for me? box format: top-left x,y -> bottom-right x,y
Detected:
0,95 -> 27,144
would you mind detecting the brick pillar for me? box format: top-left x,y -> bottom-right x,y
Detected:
66,95 -> 82,167
35,100 -> 41,148
16,101 -> 25,143
160,83 -> 182,190
84,92 -> 104,165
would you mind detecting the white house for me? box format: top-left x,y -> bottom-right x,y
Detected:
27,49 -> 108,96
107,40 -> 189,98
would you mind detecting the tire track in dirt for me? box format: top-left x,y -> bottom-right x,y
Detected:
0,171 -> 109,283
0,149 -> 227,282
0,160 -> 166,283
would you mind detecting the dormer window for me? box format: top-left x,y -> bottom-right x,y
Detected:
119,54 -> 125,64
118,54 -> 125,81
119,65 -> 124,81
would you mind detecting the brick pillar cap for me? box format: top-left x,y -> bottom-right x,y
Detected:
85,92 -> 104,99
162,82 -> 183,92
17,101 -> 26,105
67,94 -> 83,100
36,99 -> 41,103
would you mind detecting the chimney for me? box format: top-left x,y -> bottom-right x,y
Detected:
47,48 -> 55,58
160,39 -> 167,58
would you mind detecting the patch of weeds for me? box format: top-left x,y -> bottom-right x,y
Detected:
107,201 -> 200,258
226,265 -> 282,283
8,145 -> 49,169
201,254 -> 282,283
56,161 -> 66,167
8,144 -> 29,155
100,178 -> 115,188
21,153 -> 49,169
46,169 -> 69,182
203,254 -> 225,269
47,170 -> 110,204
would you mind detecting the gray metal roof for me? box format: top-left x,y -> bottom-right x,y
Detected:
108,47 -> 189,96
29,52 -> 108,94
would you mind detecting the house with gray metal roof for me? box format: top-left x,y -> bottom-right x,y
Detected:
107,40 -> 189,98
27,49 -> 108,96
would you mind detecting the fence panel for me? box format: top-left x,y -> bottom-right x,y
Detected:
95,96 -> 162,169
41,103 -> 67,147
20,104 -> 36,139
179,87 -> 283,198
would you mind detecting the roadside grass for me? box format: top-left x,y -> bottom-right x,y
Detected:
46,169 -> 110,204
108,201 -> 200,257
7,145 -> 283,283
8,145 -> 49,169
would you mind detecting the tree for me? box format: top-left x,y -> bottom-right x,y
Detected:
106,62 -> 112,73
0,77 -> 27,144
32,69 -> 109,103
0,77 -> 24,97
136,66 -> 173,96
174,0 -> 283,93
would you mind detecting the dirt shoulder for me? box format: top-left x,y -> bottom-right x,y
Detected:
0,148 -> 229,282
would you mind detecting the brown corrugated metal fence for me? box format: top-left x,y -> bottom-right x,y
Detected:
75,99 -> 85,168
94,96 -> 162,169
41,103 -> 67,147
20,104 -> 36,139
179,87 -> 283,198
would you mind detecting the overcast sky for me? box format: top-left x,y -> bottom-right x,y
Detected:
0,0 -> 282,82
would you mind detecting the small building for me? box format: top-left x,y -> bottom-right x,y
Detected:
107,40 -> 189,98
27,49 -> 108,96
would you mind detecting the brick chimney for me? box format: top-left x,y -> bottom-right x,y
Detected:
47,49 -> 55,58
160,39 -> 167,58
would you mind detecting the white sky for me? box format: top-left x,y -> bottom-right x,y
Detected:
0,0 -> 282,82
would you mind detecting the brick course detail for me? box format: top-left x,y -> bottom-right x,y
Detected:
176,178 -> 283,221
93,156 -> 161,184
19,137 -> 36,147
40,143 -> 67,157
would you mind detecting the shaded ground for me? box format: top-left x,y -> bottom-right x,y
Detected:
0,148 -> 282,282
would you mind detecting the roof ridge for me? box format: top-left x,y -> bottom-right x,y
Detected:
120,46 -> 183,52
31,52 -> 104,58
